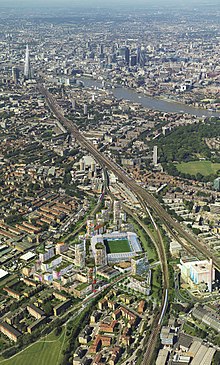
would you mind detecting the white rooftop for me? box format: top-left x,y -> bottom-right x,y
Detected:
20,251 -> 36,261
0,268 -> 8,279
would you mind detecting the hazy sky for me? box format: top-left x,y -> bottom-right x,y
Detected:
0,0 -> 219,7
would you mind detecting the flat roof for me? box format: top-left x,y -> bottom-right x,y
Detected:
0,269 -> 8,279
20,251 -> 36,261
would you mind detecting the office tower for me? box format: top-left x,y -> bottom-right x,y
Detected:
12,67 -> 19,84
137,46 -> 141,64
139,48 -> 146,67
24,45 -> 32,80
119,46 -> 130,65
153,145 -> 158,166
130,54 -> 137,67
99,44 -> 104,55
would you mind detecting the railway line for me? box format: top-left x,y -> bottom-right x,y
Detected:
122,203 -> 169,365
38,82 -> 220,271
38,82 -> 220,364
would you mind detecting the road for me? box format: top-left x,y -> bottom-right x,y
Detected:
37,82 -> 220,272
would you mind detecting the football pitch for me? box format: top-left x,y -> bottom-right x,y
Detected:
104,239 -> 131,254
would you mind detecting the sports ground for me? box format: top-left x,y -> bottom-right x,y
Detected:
104,238 -> 131,254
177,160 -> 220,177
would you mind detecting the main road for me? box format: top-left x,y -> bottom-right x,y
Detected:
37,82 -> 220,272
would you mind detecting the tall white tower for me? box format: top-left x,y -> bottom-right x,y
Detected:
24,45 -> 32,80
153,145 -> 158,166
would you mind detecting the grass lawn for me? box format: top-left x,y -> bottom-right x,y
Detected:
0,329 -> 66,365
176,160 -> 220,176
104,239 -> 131,254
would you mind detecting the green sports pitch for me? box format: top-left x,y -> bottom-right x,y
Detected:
104,239 -> 131,254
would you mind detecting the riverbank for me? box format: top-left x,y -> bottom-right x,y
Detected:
79,76 -> 220,118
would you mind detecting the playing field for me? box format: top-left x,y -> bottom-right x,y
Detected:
176,160 -> 220,177
104,239 -> 131,254
0,329 -> 65,365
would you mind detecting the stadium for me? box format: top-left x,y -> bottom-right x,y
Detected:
91,231 -> 142,263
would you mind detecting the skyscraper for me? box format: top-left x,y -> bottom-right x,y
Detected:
153,145 -> 158,166
24,45 -> 32,80
12,67 -> 19,84
139,48 -> 146,67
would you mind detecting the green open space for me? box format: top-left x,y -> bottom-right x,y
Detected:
75,282 -> 89,291
176,160 -> 220,177
104,238 -> 131,254
129,220 -> 157,262
0,329 -> 65,365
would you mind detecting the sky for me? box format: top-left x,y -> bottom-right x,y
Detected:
0,0 -> 219,7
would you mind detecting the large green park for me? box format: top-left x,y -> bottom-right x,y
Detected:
0,330 -> 66,365
176,160 -> 220,176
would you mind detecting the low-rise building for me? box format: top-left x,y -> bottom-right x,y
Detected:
53,299 -> 71,316
0,322 -> 22,342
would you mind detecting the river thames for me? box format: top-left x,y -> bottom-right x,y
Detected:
80,77 -> 220,118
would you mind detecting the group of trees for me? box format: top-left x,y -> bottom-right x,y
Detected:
153,117 -> 220,181
156,118 -> 220,164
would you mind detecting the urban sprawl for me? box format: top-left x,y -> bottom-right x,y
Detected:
0,4 -> 220,365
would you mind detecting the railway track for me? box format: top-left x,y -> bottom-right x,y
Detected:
37,83 -> 220,363
37,82 -> 220,271
122,203 -> 169,365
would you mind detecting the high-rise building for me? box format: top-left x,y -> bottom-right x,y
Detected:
130,54 -> 137,67
72,99 -> 76,110
136,46 -> 141,64
79,159 -> 85,171
24,45 -> 32,80
153,145 -> 158,166
94,243 -> 107,266
74,240 -> 86,268
113,200 -> 121,225
83,104 -> 88,115
139,49 -> 146,67
119,46 -> 130,65
131,255 -> 149,276
12,67 -> 19,84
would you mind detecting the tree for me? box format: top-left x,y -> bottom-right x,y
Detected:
43,302 -> 53,316
55,327 -> 62,336
213,351 -> 220,365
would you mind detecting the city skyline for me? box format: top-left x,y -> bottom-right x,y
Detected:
0,0 -> 219,8
0,2 -> 219,365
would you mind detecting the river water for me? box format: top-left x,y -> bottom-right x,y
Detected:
79,77 -> 220,118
